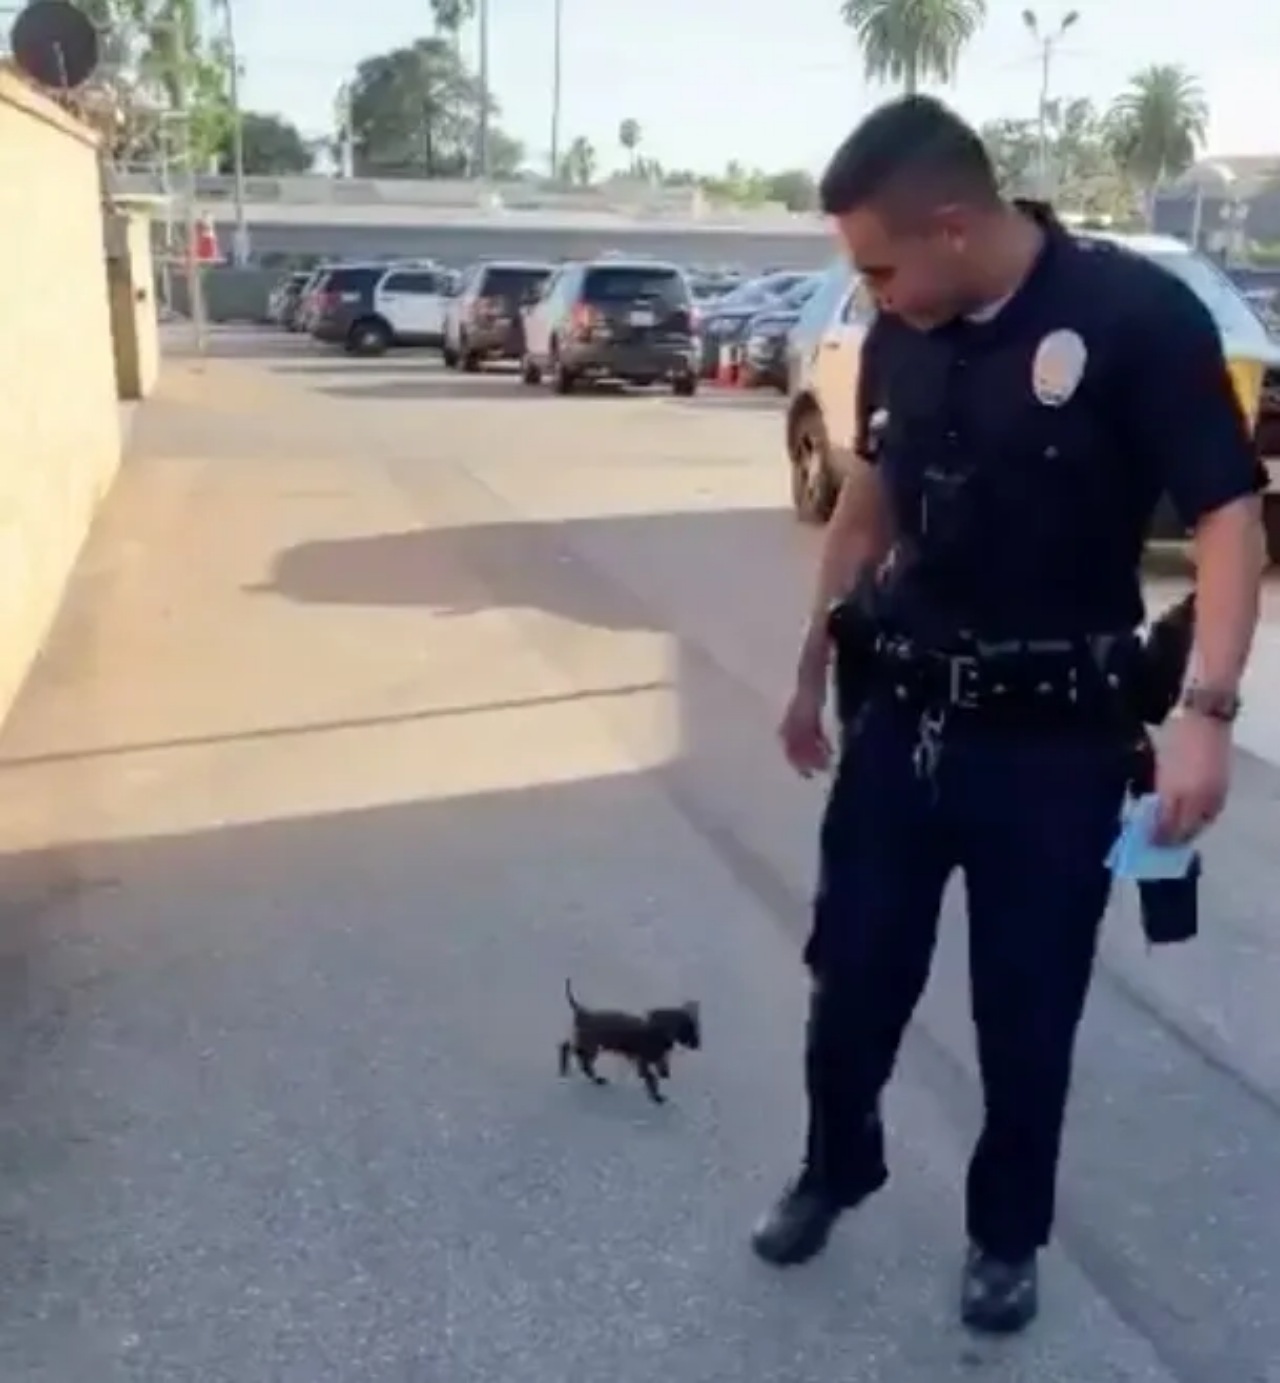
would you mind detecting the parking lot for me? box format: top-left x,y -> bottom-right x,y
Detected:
2,327 -> 1280,1382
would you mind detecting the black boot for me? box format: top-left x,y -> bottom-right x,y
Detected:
750,1167 -> 887,1267
960,1243 -> 1039,1334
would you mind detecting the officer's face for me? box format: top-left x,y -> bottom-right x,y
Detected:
834,204 -> 975,330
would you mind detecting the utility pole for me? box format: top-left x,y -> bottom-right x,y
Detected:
549,0 -> 562,179
215,0 -> 250,264
1021,8 -> 1078,200
335,81 -> 354,177
168,17 -> 207,354
476,0 -> 489,179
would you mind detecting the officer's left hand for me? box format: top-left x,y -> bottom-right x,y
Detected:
1153,712 -> 1232,844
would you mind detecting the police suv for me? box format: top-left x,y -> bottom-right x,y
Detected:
309,260 -> 454,356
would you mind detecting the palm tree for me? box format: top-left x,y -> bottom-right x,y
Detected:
839,0 -> 987,92
618,117 -> 641,174
430,0 -> 476,52
1105,63 -> 1207,205
560,135 -> 595,186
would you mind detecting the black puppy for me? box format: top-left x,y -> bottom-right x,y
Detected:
558,979 -> 701,1104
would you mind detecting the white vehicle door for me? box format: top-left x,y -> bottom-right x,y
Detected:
446,265 -> 481,348
812,279 -> 874,463
378,269 -> 448,341
524,268 -> 563,363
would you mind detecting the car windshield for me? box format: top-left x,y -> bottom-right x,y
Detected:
581,266 -> 688,305
1147,252 -> 1269,345
779,278 -> 818,308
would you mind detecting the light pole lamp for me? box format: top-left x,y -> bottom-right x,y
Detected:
1022,8 -> 1078,199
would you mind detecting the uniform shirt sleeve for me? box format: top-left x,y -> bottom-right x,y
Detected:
853,314 -> 887,463
1116,267 -> 1266,527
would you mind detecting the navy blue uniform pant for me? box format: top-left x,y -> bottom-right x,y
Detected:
802,696 -> 1129,1260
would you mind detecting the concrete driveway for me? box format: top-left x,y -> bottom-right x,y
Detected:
0,329 -> 1277,1382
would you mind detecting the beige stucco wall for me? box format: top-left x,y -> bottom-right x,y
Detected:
0,71 -> 122,723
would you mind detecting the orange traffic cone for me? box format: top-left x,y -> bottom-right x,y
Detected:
715,343 -> 739,387
192,215 -> 220,264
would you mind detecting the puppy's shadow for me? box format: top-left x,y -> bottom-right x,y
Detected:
561,1068 -> 688,1134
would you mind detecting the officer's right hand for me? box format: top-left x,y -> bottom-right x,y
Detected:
779,679 -> 832,777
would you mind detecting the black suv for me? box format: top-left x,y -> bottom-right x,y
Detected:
520,259 -> 699,395
442,260 -> 552,371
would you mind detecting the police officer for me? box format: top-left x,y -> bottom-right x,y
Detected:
751,96 -> 1265,1334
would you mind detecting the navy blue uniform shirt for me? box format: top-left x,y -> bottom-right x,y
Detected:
856,205 -> 1265,643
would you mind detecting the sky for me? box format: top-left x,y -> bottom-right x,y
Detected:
231,0 -> 1280,175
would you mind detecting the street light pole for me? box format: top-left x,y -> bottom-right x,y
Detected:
216,0 -> 250,264
476,0 -> 490,179
1021,8 -> 1078,200
549,0 -> 562,179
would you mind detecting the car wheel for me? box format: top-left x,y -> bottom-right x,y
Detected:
672,374 -> 697,397
551,344 -> 576,394
442,343 -> 459,368
521,354 -> 542,385
347,318 -> 391,356
461,348 -> 481,373
788,404 -> 839,524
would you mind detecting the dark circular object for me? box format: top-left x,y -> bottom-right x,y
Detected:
9,0 -> 100,91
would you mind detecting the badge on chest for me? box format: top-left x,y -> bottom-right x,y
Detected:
1031,329 -> 1087,407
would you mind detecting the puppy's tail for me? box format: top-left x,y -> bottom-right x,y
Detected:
565,977 -> 583,1014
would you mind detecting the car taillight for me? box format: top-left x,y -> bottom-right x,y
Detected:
571,303 -> 599,334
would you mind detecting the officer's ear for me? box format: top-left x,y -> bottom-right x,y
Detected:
927,202 -> 972,254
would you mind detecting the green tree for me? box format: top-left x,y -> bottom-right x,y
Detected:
763,168 -> 819,211
218,111 -> 312,175
559,135 -> 596,185
618,117 -> 642,172
980,116 -> 1038,191
346,37 -> 522,178
1105,64 -> 1207,194
77,0 -> 231,165
486,127 -> 526,178
839,0 -> 986,92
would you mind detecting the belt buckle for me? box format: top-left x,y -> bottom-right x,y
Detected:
948,654 -> 980,709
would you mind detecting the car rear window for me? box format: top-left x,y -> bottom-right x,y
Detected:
324,265 -> 382,291
482,266 -> 550,296
382,270 -> 445,293
581,266 -> 688,306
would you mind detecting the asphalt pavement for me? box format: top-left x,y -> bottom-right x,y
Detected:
1,330 -> 1278,1382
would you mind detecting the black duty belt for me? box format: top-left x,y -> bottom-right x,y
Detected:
872,632 -> 1131,716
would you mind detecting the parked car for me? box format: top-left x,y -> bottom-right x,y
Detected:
310,261 -> 454,355
783,274 -> 875,522
268,271 -> 310,326
520,258 -> 699,395
697,271 -> 816,376
781,231 -> 1280,562
784,259 -> 852,395
287,265 -> 330,332
739,277 -> 823,392
442,260 -> 552,371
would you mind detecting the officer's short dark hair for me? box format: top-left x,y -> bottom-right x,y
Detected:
819,96 -> 1000,225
